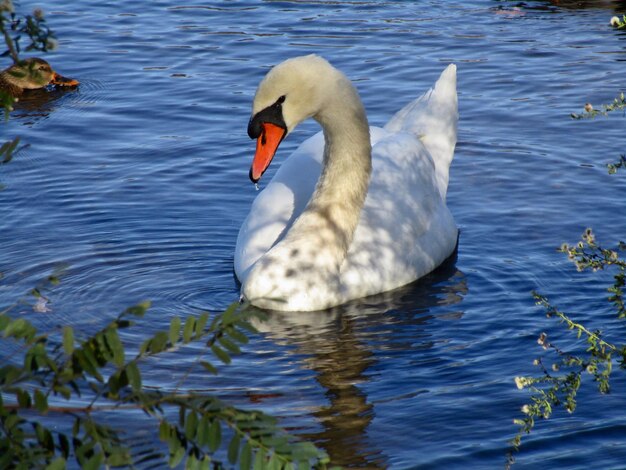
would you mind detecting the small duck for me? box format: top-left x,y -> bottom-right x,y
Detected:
0,57 -> 79,96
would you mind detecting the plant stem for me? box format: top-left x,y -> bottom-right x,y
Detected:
0,19 -> 19,63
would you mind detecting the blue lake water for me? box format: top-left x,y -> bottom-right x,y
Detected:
2,0 -> 626,468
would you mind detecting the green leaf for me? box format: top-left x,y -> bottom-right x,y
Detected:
236,318 -> 259,335
123,300 -> 151,318
195,312 -> 209,337
183,316 -> 196,343
185,455 -> 199,470
0,314 -> 10,332
159,420 -> 171,441
200,361 -> 218,375
125,361 -> 142,392
185,411 -> 198,441
16,388 -> 31,408
149,331 -> 169,354
169,316 -> 181,345
290,442 -> 320,461
253,448 -> 267,470
94,332 -> 112,362
78,346 -> 103,381
0,365 -> 20,386
227,433 -> 241,465
104,329 -> 124,366
220,303 -> 239,326
52,385 -> 72,400
169,447 -> 185,468
226,326 -> 249,345
218,336 -> 241,355
208,420 -> 221,452
240,441 -> 252,470
108,370 -> 122,396
34,389 -> 48,413
197,415 -> 210,447
4,413 -> 22,431
62,326 -> 74,355
3,317 -> 32,339
211,345 -> 231,364
83,452 -> 104,470
45,457 -> 66,470
1,137 -> 20,163
76,439 -> 97,466
107,447 -> 132,466
267,452 -> 279,470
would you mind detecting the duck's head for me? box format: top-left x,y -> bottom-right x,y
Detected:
247,55 -> 347,183
2,57 -> 79,91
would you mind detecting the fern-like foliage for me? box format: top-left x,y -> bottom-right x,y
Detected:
0,292 -> 331,469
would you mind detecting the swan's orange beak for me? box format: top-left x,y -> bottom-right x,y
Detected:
250,122 -> 286,183
50,72 -> 80,87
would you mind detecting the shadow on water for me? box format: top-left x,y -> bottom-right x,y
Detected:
544,0 -> 626,11
497,0 -> 626,13
250,253 -> 467,468
10,86 -> 79,121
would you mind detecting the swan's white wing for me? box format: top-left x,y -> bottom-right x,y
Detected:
384,64 -> 457,200
341,131 -> 457,299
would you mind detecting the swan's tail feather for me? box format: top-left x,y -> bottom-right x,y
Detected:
384,64 -> 458,199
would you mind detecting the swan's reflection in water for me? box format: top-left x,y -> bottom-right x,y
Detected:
252,257 -> 467,468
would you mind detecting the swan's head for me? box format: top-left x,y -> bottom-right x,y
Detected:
247,55 -> 341,183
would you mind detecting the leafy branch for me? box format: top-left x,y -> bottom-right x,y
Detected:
1,294 -> 332,469
1,5 -> 333,469
506,228 -> 626,469
1,2 -> 56,63
570,92 -> 626,119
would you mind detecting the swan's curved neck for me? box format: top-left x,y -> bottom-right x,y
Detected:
285,83 -> 372,269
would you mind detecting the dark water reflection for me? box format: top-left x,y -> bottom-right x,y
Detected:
3,0 -> 626,468
254,260 -> 466,468
12,88 -> 73,116
542,0 -> 626,11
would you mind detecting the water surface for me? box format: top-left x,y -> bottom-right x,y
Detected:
2,1 -> 626,468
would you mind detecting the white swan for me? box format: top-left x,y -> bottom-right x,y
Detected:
235,55 -> 458,312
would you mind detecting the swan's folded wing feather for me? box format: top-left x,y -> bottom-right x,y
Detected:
384,64 -> 458,200
341,132 -> 457,298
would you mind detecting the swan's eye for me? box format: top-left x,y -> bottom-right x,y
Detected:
276,95 -> 286,105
